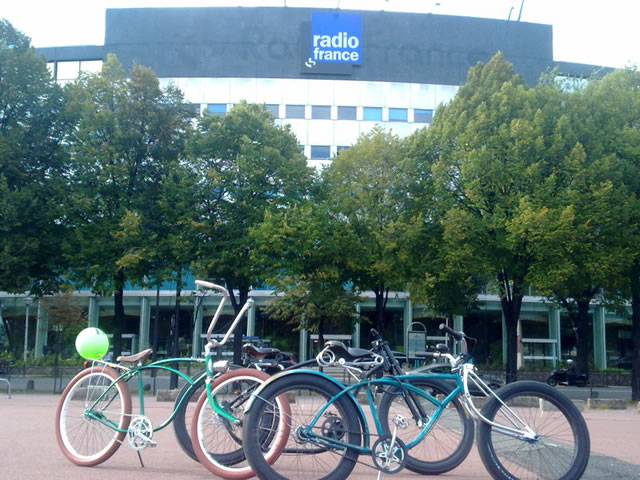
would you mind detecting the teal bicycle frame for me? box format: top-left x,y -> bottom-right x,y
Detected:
249,369 -> 463,455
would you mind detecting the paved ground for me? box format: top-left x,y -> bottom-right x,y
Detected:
1,393 -> 639,479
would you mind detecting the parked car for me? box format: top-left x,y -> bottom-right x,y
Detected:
409,363 -> 504,396
614,354 -> 633,370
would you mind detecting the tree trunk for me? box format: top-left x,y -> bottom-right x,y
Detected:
1,316 -> 12,354
575,299 -> 591,377
373,285 -> 388,338
630,268 -> 640,402
169,281 -> 182,389
501,294 -> 522,384
498,271 -> 523,384
112,273 -> 125,360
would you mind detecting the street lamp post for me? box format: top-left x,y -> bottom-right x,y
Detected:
23,297 -> 33,377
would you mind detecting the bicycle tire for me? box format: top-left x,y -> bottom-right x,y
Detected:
191,368 -> 287,479
377,376 -> 474,474
173,368 -> 207,462
243,373 -> 362,480
55,366 -> 132,466
477,380 -> 590,480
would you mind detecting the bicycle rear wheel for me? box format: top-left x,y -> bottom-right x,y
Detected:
191,368 -> 285,479
477,380 -> 590,480
243,373 -> 362,480
377,377 -> 474,474
55,366 -> 132,466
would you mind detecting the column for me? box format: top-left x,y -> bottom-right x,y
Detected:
548,308 -> 561,367
191,295 -> 203,357
402,299 -> 413,354
246,300 -> 256,337
593,306 -> 606,370
299,328 -> 308,362
88,296 -> 99,327
453,315 -> 464,356
34,300 -> 48,358
138,296 -> 151,351
352,303 -> 361,348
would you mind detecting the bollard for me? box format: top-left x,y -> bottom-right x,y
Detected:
26,379 -> 35,391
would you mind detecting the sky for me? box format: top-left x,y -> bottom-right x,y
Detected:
1,0 -> 639,69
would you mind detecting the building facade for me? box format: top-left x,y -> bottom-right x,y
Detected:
1,6 -> 631,369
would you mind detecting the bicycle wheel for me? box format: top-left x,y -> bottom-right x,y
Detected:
477,380 -> 590,480
173,369 -> 207,462
55,366 -> 132,466
192,368 -> 285,479
243,373 -> 362,480
377,377 -> 474,474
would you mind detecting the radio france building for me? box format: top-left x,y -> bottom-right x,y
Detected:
2,6 -> 630,371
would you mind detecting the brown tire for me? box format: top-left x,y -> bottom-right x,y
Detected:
191,368 -> 290,479
55,366 -> 132,466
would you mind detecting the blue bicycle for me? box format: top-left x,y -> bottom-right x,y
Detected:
242,325 -> 590,480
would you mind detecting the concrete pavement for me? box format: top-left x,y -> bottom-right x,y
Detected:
1,393 -> 639,479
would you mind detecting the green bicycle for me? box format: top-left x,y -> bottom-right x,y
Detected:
54,280 -> 262,468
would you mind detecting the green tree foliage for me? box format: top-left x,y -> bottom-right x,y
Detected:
322,128 -> 418,335
0,20 -> 68,299
252,201 -> 361,343
188,102 -> 313,361
63,54 -> 193,358
426,53 -> 567,382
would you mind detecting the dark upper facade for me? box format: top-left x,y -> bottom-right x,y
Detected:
37,6 -> 603,86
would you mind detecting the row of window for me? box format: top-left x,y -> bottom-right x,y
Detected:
199,103 -> 434,123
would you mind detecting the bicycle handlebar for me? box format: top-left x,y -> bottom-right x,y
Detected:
438,323 -> 464,341
195,280 -> 254,352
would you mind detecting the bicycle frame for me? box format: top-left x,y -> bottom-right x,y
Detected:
245,368 -> 464,455
83,357 -> 205,433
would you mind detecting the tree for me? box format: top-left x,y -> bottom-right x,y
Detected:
252,201 -> 361,346
322,128 -> 418,335
63,54 -> 193,358
427,53 -> 565,382
188,102 -> 313,362
0,21 -> 68,296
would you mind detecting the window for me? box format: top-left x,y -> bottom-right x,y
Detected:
388,108 -> 408,122
310,145 -> 331,159
286,104 -> 305,119
206,103 -> 227,116
312,105 -> 331,119
265,104 -> 280,118
414,109 -> 433,123
336,146 -> 350,154
363,107 -> 382,121
337,106 -> 357,120
189,103 -> 202,116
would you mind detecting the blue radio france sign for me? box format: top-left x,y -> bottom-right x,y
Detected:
309,12 -> 362,65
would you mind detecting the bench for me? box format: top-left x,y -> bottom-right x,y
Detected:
0,362 -> 12,399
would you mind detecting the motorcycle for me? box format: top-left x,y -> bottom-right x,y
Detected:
546,360 -> 588,387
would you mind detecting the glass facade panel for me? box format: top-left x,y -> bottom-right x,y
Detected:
414,109 -> 433,123
337,106 -> 357,120
310,145 -> 330,159
363,107 -> 382,121
388,108 -> 408,122
265,104 -> 280,118
79,60 -> 103,74
286,104 -> 305,119
56,61 -> 80,80
206,103 -> 227,116
311,105 -> 331,119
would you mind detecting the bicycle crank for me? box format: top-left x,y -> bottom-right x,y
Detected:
127,415 -> 156,451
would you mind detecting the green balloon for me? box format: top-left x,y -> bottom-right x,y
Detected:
75,327 -> 109,359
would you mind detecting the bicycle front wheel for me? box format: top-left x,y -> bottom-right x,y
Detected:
173,368 -> 207,462
377,377 -> 474,474
243,373 -> 362,480
55,366 -> 132,466
477,380 -> 590,480
192,368 -> 282,479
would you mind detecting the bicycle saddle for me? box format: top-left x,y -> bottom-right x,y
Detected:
242,344 -> 281,358
117,348 -> 153,364
324,341 -> 371,361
